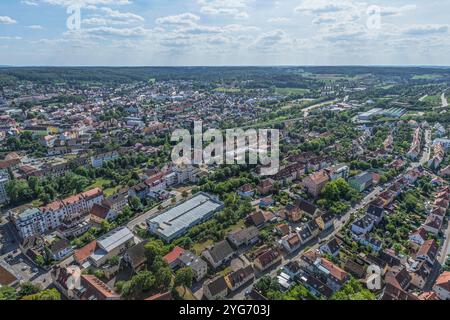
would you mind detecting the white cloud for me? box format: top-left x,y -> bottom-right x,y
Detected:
0,16 -> 17,24
403,24 -> 449,36
197,0 -> 252,19
28,25 -> 44,29
156,13 -> 200,26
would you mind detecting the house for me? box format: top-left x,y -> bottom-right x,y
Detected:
313,258 -> 349,291
274,223 -> 290,236
253,248 -> 282,272
257,178 -> 274,195
281,233 -> 301,253
296,224 -> 313,244
224,265 -> 254,292
202,240 -> 234,268
163,246 -> 186,269
177,251 -> 208,281
351,215 -> 374,235
381,282 -> 418,300
379,249 -> 402,268
344,259 -> 367,279
409,227 -> 428,246
52,266 -> 120,300
299,273 -> 333,299
90,202 -> 117,224
306,220 -> 321,238
408,259 -> 432,289
283,261 -> 302,278
422,216 -> 442,235
0,263 -> 18,288
355,235 -> 383,252
302,170 -> 330,197
282,204 -> 302,223
248,210 -> 274,227
238,183 -> 255,198
259,196 -> 274,208
49,238 -> 73,261
433,271 -> 450,300
203,276 -> 228,300
349,172 -> 373,192
296,199 -> 321,217
227,226 -> 259,249
73,240 -> 97,266
366,205 -> 384,224
384,266 -> 412,292
320,237 -> 341,257
123,240 -> 148,272
415,239 -> 439,265
315,212 -> 335,230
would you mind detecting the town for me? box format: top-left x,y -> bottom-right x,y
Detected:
1,66 -> 450,301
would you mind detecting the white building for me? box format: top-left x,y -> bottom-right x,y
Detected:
90,151 -> 119,168
10,207 -> 47,239
0,171 -> 10,204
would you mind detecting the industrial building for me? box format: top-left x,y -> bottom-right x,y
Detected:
147,192 -> 223,242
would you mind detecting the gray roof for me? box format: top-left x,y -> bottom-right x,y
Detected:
97,227 -> 134,252
177,251 -> 207,271
206,240 -> 234,263
147,193 -> 223,240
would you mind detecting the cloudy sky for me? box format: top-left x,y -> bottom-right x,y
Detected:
0,0 -> 449,66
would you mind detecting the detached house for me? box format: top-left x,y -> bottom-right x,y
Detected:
302,170 -> 330,198
202,240 -> 234,269
281,233 -> 301,253
227,226 -> 260,249
203,276 -> 228,300
253,248 -> 282,272
433,271 -> 450,300
224,265 -> 254,292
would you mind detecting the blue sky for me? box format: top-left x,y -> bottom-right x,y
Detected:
0,0 -> 449,66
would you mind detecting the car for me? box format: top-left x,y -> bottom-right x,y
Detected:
21,265 -> 28,271
32,268 -> 39,273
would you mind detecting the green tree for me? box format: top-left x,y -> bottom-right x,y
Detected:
21,288 -> 61,300
174,267 -> 194,289
0,286 -> 18,300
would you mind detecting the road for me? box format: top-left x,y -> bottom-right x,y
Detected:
302,99 -> 339,117
441,92 -> 448,108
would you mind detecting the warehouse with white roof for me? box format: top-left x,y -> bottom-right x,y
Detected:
147,192 -> 224,242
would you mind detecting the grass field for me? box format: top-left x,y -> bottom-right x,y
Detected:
412,74 -> 442,80
193,239 -> 214,255
214,87 -> 241,93
275,87 -> 310,95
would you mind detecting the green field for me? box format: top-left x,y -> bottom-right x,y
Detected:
412,74 -> 442,80
275,87 -> 310,95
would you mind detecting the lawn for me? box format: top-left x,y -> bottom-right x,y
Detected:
176,286 -> 197,300
193,239 -> 214,255
86,178 -> 121,197
275,87 -> 310,95
225,219 -> 246,233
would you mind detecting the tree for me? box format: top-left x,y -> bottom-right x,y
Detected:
331,278 -> 376,300
182,190 -> 189,198
129,196 -> 142,211
154,266 -> 173,290
21,288 -> 61,300
174,267 -> 194,289
0,286 -> 18,300
144,239 -> 169,265
18,282 -> 41,298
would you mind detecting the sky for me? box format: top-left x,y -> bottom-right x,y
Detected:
0,0 -> 449,66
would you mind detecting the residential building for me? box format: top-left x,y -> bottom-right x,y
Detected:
227,226 -> 259,249
0,171 -> 10,204
203,276 -> 228,300
224,265 -> 254,292
348,172 -> 373,192
253,248 -> 281,272
433,271 -> 450,300
177,251 -> 208,281
202,240 -> 234,269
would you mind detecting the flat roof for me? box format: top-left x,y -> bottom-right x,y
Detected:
147,193 -> 223,240
97,227 -> 134,252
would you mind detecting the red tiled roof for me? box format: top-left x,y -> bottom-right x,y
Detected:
74,240 -> 97,264
163,246 -> 185,264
